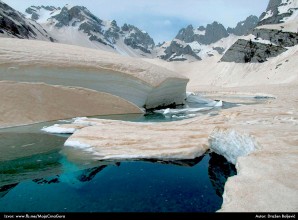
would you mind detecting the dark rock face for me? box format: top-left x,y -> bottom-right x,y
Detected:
227,15 -> 259,36
213,47 -> 225,55
0,1 -> 53,40
104,20 -> 120,44
50,7 -> 155,53
253,28 -> 298,47
221,0 -> 298,64
122,24 -> 155,54
176,24 -> 195,43
52,6 -> 102,28
258,0 -> 297,26
160,40 -> 201,61
199,21 -> 229,44
25,6 -> 60,21
161,21 -> 229,61
176,21 -> 228,45
221,39 -> 287,63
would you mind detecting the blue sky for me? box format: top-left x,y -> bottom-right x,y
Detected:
3,0 -> 269,44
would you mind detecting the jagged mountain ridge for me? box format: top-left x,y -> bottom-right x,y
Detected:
221,0 -> 298,63
2,1 -> 296,63
0,1 -> 54,41
157,16 -> 259,61
24,4 -> 155,57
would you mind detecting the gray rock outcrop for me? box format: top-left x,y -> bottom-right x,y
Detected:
228,15 -> 259,36
176,21 -> 228,45
48,6 -> 155,53
253,28 -> 298,47
0,1 -> 54,41
198,21 -> 229,45
221,0 -> 298,64
25,6 -> 60,21
175,24 -> 195,43
160,40 -> 201,61
221,39 -> 287,63
258,0 -> 297,26
121,24 -> 155,54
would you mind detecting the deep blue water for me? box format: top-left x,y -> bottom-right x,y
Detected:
0,100 -> 240,213
0,134 -> 236,213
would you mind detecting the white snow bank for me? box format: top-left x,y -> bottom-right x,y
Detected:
64,140 -> 94,153
41,124 -> 76,134
0,38 -> 188,110
209,128 -> 259,165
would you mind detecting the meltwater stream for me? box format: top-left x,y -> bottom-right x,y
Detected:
0,93 -> 268,212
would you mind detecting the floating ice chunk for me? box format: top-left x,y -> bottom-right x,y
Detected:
214,100 -> 223,107
172,114 -> 197,119
155,107 -> 213,115
163,108 -> 171,115
41,124 -> 76,134
209,128 -> 259,165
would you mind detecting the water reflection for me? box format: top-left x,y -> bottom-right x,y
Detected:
0,183 -> 18,198
0,151 -> 237,202
0,129 -> 237,212
208,152 -> 237,197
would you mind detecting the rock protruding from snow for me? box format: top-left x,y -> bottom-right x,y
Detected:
200,22 -> 229,45
209,128 -> 259,165
0,1 -> 54,41
160,40 -> 202,61
252,28 -> 298,47
158,17 -> 256,62
221,39 -> 287,63
25,5 -> 61,21
121,24 -> 155,54
176,22 -> 229,45
227,15 -> 259,36
221,0 -> 298,63
258,0 -> 298,26
24,4 -> 156,57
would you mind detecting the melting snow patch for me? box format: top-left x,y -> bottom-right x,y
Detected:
64,140 -> 94,152
209,128 -> 259,165
41,124 -> 76,134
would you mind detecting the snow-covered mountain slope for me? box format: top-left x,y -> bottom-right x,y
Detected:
0,1 -> 54,41
25,5 -> 155,57
158,16 -> 259,62
221,0 -> 298,63
259,0 -> 298,28
145,44 -> 298,89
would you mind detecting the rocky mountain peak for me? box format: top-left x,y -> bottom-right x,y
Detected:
121,23 -> 155,53
25,5 -> 60,21
176,25 -> 195,43
202,21 -> 229,44
227,15 -> 259,36
51,5 -> 102,28
221,0 -> 298,64
0,1 -> 54,41
258,0 -> 298,26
